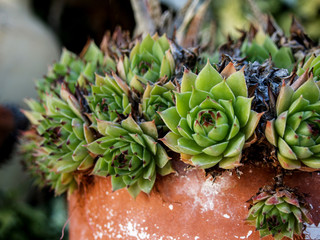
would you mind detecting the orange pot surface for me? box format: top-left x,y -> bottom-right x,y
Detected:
69,161 -> 320,240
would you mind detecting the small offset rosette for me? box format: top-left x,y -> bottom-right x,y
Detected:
117,34 -> 175,93
141,81 -> 175,129
36,41 -> 115,98
246,187 -> 313,240
86,73 -> 132,122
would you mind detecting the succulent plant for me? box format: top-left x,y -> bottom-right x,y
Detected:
86,73 -> 132,122
246,187 -> 313,240
22,84 -> 96,195
265,73 -> 320,170
36,41 -> 115,98
140,81 -> 175,129
297,54 -> 320,80
87,115 -> 174,198
117,34 -> 175,92
159,62 -> 262,169
21,127 -> 79,196
20,128 -> 48,187
241,31 -> 294,70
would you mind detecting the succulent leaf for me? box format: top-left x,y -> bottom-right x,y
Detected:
158,107 -> 180,134
195,61 -> 222,91
298,54 -> 320,80
265,120 -> 277,146
291,77 -> 320,104
226,70 -> 248,98
276,82 -> 294,116
181,69 -> 197,92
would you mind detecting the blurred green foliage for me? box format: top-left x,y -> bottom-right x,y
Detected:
255,0 -> 320,38
0,191 -> 68,240
208,0 -> 320,47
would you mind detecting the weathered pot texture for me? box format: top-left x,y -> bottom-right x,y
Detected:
68,160 -> 320,240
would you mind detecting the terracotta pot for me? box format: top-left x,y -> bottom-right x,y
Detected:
68,161 -> 320,240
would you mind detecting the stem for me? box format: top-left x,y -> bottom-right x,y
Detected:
274,166 -> 284,188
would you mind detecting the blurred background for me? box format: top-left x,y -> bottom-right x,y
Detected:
0,0 -> 319,239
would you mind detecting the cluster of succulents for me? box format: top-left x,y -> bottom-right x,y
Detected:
21,32 -> 179,198
21,43 -> 110,195
20,18 -> 318,239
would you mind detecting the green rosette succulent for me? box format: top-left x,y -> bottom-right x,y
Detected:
265,74 -> 320,170
141,81 -> 175,128
117,34 -> 175,92
297,54 -> 320,80
21,128 -> 78,195
87,115 -> 174,198
36,41 -> 115,98
241,32 -> 294,70
246,188 -> 313,240
159,62 -> 262,169
86,73 -> 132,122
22,84 -> 96,195
20,129 -> 50,187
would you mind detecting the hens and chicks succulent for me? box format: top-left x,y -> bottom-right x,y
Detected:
21,21 -> 319,239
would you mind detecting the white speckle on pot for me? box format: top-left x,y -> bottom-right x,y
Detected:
223,214 -> 230,219
234,236 -> 239,239
118,221 -> 151,239
195,237 -> 200,240
246,230 -> 252,238
239,236 -> 245,239
178,173 -> 232,213
93,231 -> 103,239
169,204 -> 173,210
305,224 -> 320,239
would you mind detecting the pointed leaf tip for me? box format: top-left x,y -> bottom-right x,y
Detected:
195,61 -> 222,91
